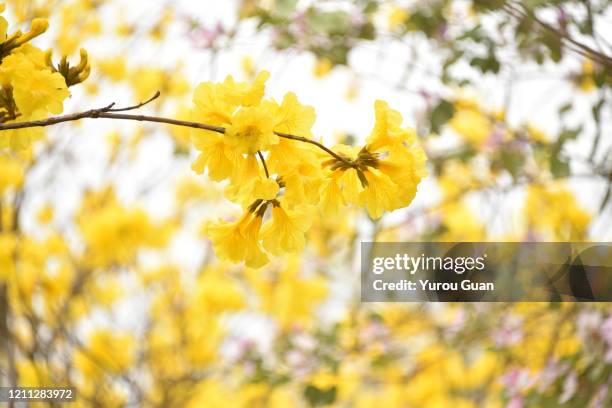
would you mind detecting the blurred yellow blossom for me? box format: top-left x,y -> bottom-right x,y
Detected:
525,183 -> 590,241
449,99 -> 493,146
313,57 -> 332,78
387,6 -> 409,30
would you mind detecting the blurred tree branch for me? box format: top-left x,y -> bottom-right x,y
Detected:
503,1 -> 612,67
0,285 -> 17,407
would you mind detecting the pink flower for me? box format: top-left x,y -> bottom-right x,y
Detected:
588,384 -> 608,408
492,315 -> 523,347
577,310 -> 602,341
187,21 -> 225,49
537,360 -> 568,392
559,371 -> 577,404
500,368 -> 534,395
506,395 -> 523,408
600,315 -> 612,345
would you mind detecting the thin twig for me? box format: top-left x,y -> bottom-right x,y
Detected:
503,2 -> 612,67
107,90 -> 161,112
0,93 -> 354,166
274,131 -> 352,166
257,150 -> 270,178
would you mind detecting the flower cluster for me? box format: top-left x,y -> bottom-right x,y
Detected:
192,73 -> 427,267
0,5 -> 89,150
77,188 -> 173,268
525,183 -> 591,241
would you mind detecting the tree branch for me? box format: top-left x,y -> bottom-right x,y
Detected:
503,2 -> 612,67
106,90 -> 161,112
274,131 -> 353,166
0,93 -> 354,167
0,285 -> 17,403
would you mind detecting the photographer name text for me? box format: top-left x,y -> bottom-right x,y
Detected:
370,254 -> 494,292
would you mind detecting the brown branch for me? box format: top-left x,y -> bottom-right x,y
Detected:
0,93 -> 354,167
274,131 -> 353,166
107,90 -> 161,112
0,109 -> 224,133
503,2 -> 612,67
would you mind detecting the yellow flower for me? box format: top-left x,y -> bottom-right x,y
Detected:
526,123 -> 550,144
320,101 -> 427,219
266,91 -> 319,193
36,203 -> 54,224
320,175 -> 344,216
0,154 -> 24,193
0,115 -> 46,150
183,317 -> 225,366
194,266 -> 245,314
192,71 -> 276,178
191,131 -> 241,181
449,99 -> 493,146
0,233 -> 17,281
345,80 -> 359,101
1,53 -> 70,116
261,202 -> 315,255
192,82 -> 235,126
97,57 -> 127,82
358,169 -> 403,219
245,257 -> 327,327
225,103 -> 279,154
438,160 -> 478,199
241,55 -> 256,79
78,192 -> 172,267
130,67 -> 165,101
115,21 -> 134,37
185,380 -> 239,408
167,104 -> 193,151
0,23 -> 70,151
175,176 -> 222,206
226,175 -> 280,207
313,57 -> 332,78
90,276 -> 124,307
310,371 -> 338,389
0,6 -> 7,39
16,360 -> 51,387
388,6 -> 409,31
525,183 -> 590,241
445,351 -> 501,390
75,330 -> 134,377
280,160 -> 324,207
7,18 -> 49,49
221,70 -> 270,107
579,60 -> 596,92
222,153 -> 282,207
206,211 -> 268,268
189,76 -> 425,264
272,92 -> 316,137
438,202 -> 486,241
367,100 -> 412,151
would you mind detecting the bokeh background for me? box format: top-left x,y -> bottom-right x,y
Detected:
1,0 -> 611,406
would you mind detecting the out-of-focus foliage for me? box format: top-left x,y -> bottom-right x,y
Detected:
240,0 -> 611,210
0,0 -> 611,407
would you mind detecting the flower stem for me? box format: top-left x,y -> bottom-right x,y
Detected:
257,150 -> 270,178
